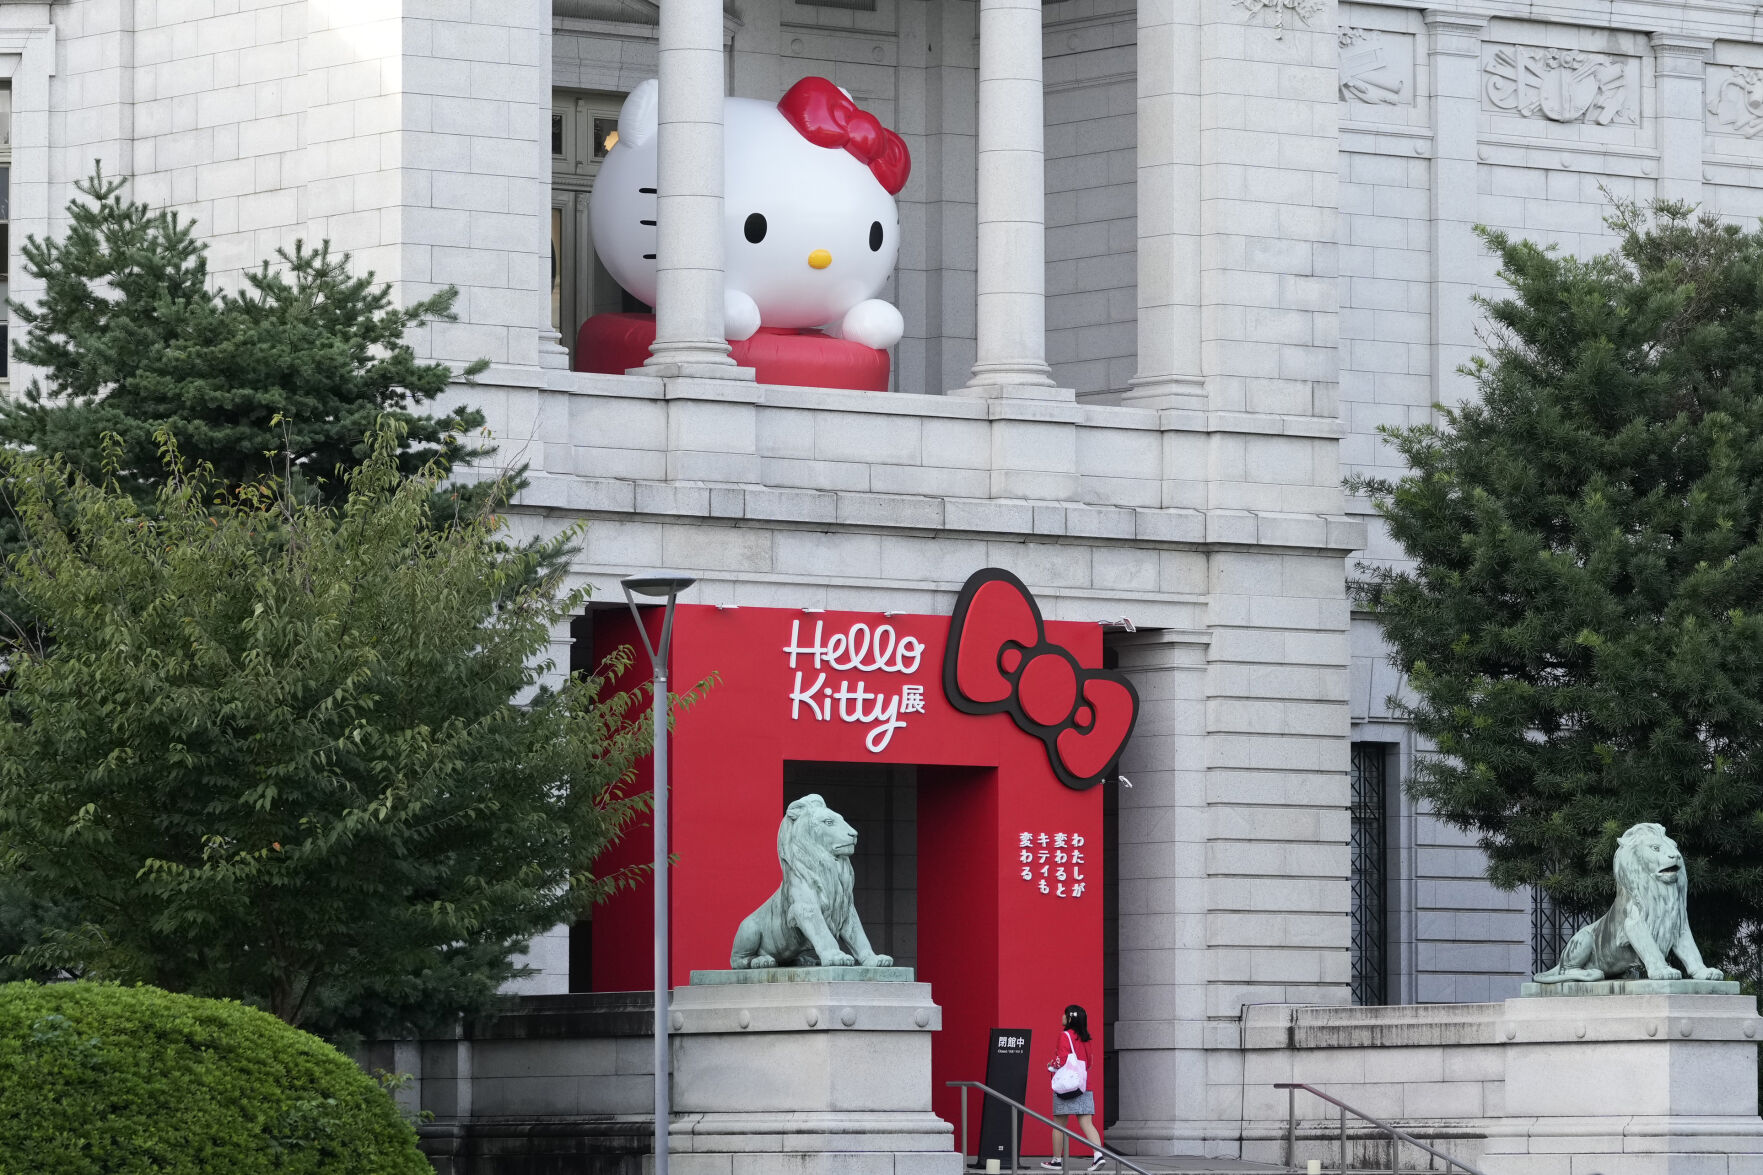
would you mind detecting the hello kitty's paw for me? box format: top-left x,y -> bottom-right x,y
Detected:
725,290 -> 761,342
832,300 -> 903,350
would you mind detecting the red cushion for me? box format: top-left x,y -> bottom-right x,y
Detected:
575,313 -> 890,393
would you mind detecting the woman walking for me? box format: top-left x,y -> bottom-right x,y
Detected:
1041,1004 -> 1104,1172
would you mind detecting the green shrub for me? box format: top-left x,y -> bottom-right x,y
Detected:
0,982 -> 430,1175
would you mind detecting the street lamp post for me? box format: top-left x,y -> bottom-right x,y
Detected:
621,571 -> 696,1175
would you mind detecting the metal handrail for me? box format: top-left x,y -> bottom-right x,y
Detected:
945,1081 -> 1153,1175
1274,1083 -> 1490,1175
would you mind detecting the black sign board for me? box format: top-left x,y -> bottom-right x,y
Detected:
974,1028 -> 1033,1167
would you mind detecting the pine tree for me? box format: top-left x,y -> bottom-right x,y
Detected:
0,424 -> 673,1039
0,167 -> 490,498
1359,202 -> 1763,959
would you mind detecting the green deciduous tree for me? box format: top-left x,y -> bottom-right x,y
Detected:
0,167 -> 489,499
1358,202 -> 1763,958
0,878 -> 74,983
0,424 -> 661,1040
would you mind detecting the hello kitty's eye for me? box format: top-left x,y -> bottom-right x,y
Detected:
869,221 -> 884,252
744,213 -> 768,244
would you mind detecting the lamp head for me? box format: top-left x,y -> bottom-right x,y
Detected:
621,571 -> 697,599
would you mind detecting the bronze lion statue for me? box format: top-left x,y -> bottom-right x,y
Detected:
1532,822 -> 1723,984
730,793 -> 893,969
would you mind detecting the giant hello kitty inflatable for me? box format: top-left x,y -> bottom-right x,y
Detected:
581,76 -> 910,389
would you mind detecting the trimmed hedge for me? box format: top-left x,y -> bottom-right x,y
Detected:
0,982 -> 430,1175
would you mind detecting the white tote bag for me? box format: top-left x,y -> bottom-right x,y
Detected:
1050,1030 -> 1087,1095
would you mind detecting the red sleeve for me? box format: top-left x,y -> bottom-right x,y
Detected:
1054,1031 -> 1073,1065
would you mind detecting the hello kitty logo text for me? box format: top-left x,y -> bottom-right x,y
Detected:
784,619 -> 927,753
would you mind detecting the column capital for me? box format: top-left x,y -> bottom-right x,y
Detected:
1652,31 -> 1714,76
1423,10 -> 1486,57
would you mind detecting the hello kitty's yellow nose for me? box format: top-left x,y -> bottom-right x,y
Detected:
808,250 -> 832,270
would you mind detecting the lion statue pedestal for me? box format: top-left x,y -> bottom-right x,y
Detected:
1485,992 -> 1763,1175
657,794 -> 961,1175
1486,823 -> 1763,1174
664,971 -> 961,1175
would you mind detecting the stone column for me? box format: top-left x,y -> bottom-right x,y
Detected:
645,0 -> 742,378
1110,631 -> 1212,1153
1653,33 -> 1712,207
1425,12 -> 1486,412
1127,0 -> 1340,424
1123,2 -> 1205,410
964,0 -> 1058,395
537,8 -> 572,374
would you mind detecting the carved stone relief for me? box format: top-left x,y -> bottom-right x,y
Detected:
1708,66 -> 1763,139
1483,44 -> 1638,127
1236,0 -> 1324,35
1339,27 -> 1413,106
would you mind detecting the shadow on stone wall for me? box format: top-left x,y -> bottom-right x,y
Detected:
358,992 -> 656,1175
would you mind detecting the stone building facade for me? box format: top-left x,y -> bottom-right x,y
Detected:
3,0 -> 1760,1157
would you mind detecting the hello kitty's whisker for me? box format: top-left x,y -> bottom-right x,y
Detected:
641,220 -> 656,226
642,253 -> 656,260
639,187 -> 657,194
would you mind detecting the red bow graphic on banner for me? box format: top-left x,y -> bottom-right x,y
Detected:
776,76 -> 912,196
942,569 -> 1139,791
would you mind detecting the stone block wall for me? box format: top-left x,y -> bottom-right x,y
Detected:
1339,0 -> 1763,1006
1240,1001 -> 1506,1170
27,0 -> 552,369
399,0 -> 553,369
1235,995 -> 1763,1175
360,992 -> 656,1175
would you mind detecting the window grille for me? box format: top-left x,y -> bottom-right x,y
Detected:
1349,743 -> 1389,1006
1530,887 -> 1593,974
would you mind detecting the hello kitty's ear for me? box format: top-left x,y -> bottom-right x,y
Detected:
618,79 -> 659,149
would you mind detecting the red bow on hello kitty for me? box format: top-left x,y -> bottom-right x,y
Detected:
942,569 -> 1139,791
777,77 -> 911,195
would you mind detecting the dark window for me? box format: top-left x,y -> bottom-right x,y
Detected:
783,762 -> 917,967
568,917 -> 593,993
1350,743 -> 1390,1006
